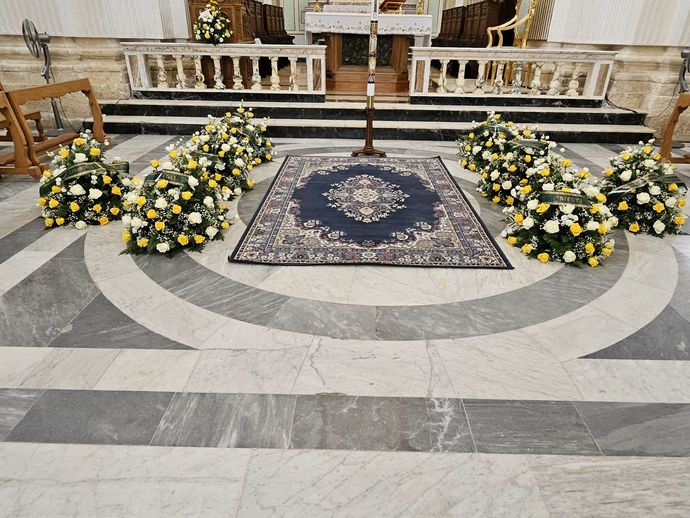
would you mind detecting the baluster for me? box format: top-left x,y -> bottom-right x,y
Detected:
289,57 -> 299,91
250,57 -> 262,90
232,57 -> 243,90
547,62 -> 563,96
269,56 -> 281,91
474,60 -> 487,94
454,60 -> 467,94
436,59 -> 449,93
494,61 -> 505,94
174,55 -> 187,89
155,55 -> 168,88
510,61 -> 524,95
212,56 -> 224,89
193,56 -> 206,89
530,62 -> 544,95
566,63 -> 581,96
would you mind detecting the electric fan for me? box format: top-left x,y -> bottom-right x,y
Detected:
21,18 -> 63,129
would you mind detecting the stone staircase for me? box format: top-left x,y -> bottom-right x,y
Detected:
95,92 -> 654,143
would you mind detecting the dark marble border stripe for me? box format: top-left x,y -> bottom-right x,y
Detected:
3,389 -> 688,457
0,217 -> 45,264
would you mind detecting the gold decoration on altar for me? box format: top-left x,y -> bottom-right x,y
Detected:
313,0 -> 321,13
416,0 -> 424,15
487,0 -> 539,48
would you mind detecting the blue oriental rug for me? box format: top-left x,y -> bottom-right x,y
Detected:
230,156 -> 511,269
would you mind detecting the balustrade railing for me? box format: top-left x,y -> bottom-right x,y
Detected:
121,42 -> 327,94
410,47 -> 616,99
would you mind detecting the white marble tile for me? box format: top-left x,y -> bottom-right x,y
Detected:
258,265 -> 356,305
0,347 -> 52,387
95,349 -> 201,392
434,331 -> 582,401
185,348 -> 309,394
83,225 -> 139,282
565,359 -> 690,403
238,449 -> 549,518
200,318 -> 315,351
20,348 -> 119,390
106,134 -> 172,162
0,442 -> 250,518
528,455 -> 690,516
292,337 -> 449,397
590,277 -> 673,329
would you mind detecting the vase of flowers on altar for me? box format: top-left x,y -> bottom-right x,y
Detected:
38,131 -> 128,229
600,140 -> 687,236
193,0 -> 232,45
458,113 -> 518,173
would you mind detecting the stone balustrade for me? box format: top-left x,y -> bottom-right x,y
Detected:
409,47 -> 617,99
121,42 -> 327,94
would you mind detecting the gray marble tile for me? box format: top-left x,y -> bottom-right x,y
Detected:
7,389 -> 173,445
575,402 -> 690,456
49,293 -> 191,350
464,400 -> 601,455
151,392 -> 296,448
0,389 -> 43,440
0,217 -> 45,264
0,237 -> 99,346
290,395 -> 473,453
584,306 -> 690,360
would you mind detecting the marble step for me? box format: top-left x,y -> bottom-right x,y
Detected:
92,115 -> 655,143
101,99 -> 646,126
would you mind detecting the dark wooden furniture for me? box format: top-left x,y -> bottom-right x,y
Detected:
660,93 -> 690,164
262,4 -> 293,44
433,0 -> 514,48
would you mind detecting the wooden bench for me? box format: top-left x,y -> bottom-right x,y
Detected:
0,78 -> 106,180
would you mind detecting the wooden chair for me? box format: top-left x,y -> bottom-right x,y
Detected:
0,78 -> 106,180
660,92 -> 690,164
0,82 -> 46,143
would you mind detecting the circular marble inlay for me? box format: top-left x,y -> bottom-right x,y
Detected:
323,174 -> 409,223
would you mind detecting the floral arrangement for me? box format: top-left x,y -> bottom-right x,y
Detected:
503,155 -> 618,267
121,163 -> 230,256
193,0 -> 232,45
38,131 -> 128,229
600,141 -> 687,236
458,113 -> 518,173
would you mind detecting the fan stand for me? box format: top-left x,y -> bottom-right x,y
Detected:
39,41 -> 64,131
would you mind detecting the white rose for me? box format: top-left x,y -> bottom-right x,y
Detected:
620,170 -> 632,182
544,220 -> 560,233
522,217 -> 535,229
643,159 -> 656,168
502,180 -> 512,190
246,146 -> 254,154
161,161 -> 173,170
154,197 -> 168,209
665,197 -> 677,207
69,184 -> 86,196
636,192 -> 650,204
188,212 -> 202,224
199,156 -> 209,167
88,188 -> 102,200
74,220 -> 87,230
221,143 -> 231,152
203,196 -> 214,208
649,185 -> 661,195
229,137 -> 237,145
527,199 -> 539,210
472,145 -> 482,154
653,220 -> 666,234
235,158 -> 245,167
562,173 -> 573,182
199,134 -> 210,143
188,176 -> 199,187
607,216 -> 619,229
561,204 -> 575,215
215,162 -> 225,171
206,226 -> 219,239
125,192 -> 138,204
563,250 -> 576,263
543,183 -> 555,191
156,242 -> 170,253
74,153 -> 87,163
122,178 -> 132,187
122,214 -> 132,227
586,220 -> 599,231
131,216 -> 143,229
583,185 -> 599,197
234,187 -> 242,196
490,171 -> 500,180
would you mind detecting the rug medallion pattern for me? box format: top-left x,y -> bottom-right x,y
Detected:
230,156 -> 511,268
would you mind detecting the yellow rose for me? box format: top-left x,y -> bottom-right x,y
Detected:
506,196 -> 514,206
524,155 -> 532,163
58,148 -> 69,158
73,137 -> 85,146
218,151 -> 225,158
523,129 -> 532,137
561,159 -> 572,168
122,231 -> 132,243
621,152 -> 631,161
537,252 -> 549,263
146,209 -> 157,219
187,159 -> 198,170
255,158 -> 262,164
485,140 -> 493,148
588,257 -> 599,267
675,215 -> 686,225
507,236 -> 517,245
508,164 -> 517,173
521,185 -> 532,195
596,193 -> 607,203
93,204 -> 102,213
136,196 -> 147,207
137,238 -> 149,247
669,183 -> 679,192
111,186 -> 121,196
584,242 -> 595,254
644,145 -> 652,154
618,201 -> 629,211
540,167 -> 550,177
202,144 -> 209,152
191,135 -> 199,142
208,179 -> 218,188
590,204 -> 600,214
578,170 -> 590,179
154,221 -> 165,231
102,175 -> 112,185
570,223 -> 583,237
492,196 -> 500,204
177,235 -> 189,246
99,216 -> 109,225
266,153 -> 272,161
629,222 -> 640,233
89,148 -> 101,157
44,218 -> 54,227
536,203 -> 550,214
221,220 -> 230,229
468,164 -> 476,172
247,164 -> 253,172
231,127 -> 237,134
247,180 -> 254,189
678,198 -> 686,207
48,199 -> 59,208
156,179 -> 169,189
603,168 -> 613,177
194,234 -> 206,244
38,197 -> 47,206
214,174 -> 222,181
181,191 -> 192,200
597,224 -> 608,235
42,170 -> 51,178
492,183 -> 500,191
602,247 -> 613,257
521,244 -> 532,254
55,217 -> 64,226
110,207 -> 120,216
482,172 -> 489,180
514,213 -> 524,224
653,202 -> 665,213
169,150 -> 178,159
51,185 -> 61,194
172,204 -> 182,214
205,124 -> 213,132
238,107 -> 245,114
468,132 -> 475,139
266,141 -> 272,147
69,202 -> 80,212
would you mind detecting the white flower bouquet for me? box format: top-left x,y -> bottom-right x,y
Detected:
38,131 -> 128,228
600,141 -> 687,236
458,113 -> 518,173
193,0 -> 232,45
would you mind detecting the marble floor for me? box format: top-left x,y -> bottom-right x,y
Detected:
1,136 -> 690,517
